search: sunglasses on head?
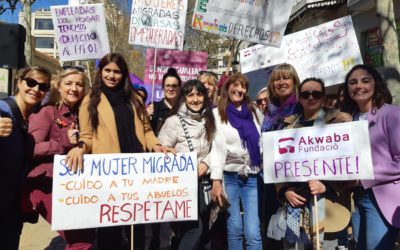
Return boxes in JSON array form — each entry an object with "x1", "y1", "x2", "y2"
[
  {"x1": 198, "y1": 71, "x2": 218, "y2": 79},
  {"x1": 299, "y1": 91, "x2": 324, "y2": 99},
  {"x1": 61, "y1": 65, "x2": 85, "y2": 73},
  {"x1": 24, "y1": 78, "x2": 51, "y2": 92}
]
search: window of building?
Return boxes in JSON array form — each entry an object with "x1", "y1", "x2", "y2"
[
  {"x1": 35, "y1": 18, "x2": 54, "y2": 30},
  {"x1": 35, "y1": 37, "x2": 54, "y2": 49}
]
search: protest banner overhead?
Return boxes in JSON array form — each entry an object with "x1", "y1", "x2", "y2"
[
  {"x1": 129, "y1": 0, "x2": 188, "y2": 50},
  {"x1": 52, "y1": 152, "x2": 198, "y2": 230},
  {"x1": 240, "y1": 15, "x2": 363, "y2": 87},
  {"x1": 191, "y1": 0, "x2": 293, "y2": 47},
  {"x1": 51, "y1": 4, "x2": 110, "y2": 61},
  {"x1": 144, "y1": 48, "x2": 208, "y2": 102},
  {"x1": 262, "y1": 121, "x2": 374, "y2": 183}
]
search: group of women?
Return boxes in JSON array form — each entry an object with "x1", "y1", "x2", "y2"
[{"x1": 1, "y1": 51, "x2": 399, "y2": 250}]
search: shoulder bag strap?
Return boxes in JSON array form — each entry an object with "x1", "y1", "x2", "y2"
[{"x1": 176, "y1": 114, "x2": 194, "y2": 152}]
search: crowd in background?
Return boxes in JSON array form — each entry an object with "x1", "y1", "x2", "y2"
[{"x1": 1, "y1": 52, "x2": 400, "y2": 250}]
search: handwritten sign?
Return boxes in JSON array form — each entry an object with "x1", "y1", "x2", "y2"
[
  {"x1": 144, "y1": 48, "x2": 208, "y2": 102},
  {"x1": 51, "y1": 4, "x2": 110, "y2": 61},
  {"x1": 52, "y1": 152, "x2": 198, "y2": 230},
  {"x1": 240, "y1": 16, "x2": 363, "y2": 86},
  {"x1": 129, "y1": 0, "x2": 188, "y2": 50},
  {"x1": 262, "y1": 121, "x2": 374, "y2": 183},
  {"x1": 191, "y1": 0, "x2": 293, "y2": 47}
]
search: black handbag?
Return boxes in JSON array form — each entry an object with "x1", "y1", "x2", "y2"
[{"x1": 176, "y1": 114, "x2": 212, "y2": 213}]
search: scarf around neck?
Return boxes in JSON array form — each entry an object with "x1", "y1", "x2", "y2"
[
  {"x1": 101, "y1": 84, "x2": 143, "y2": 153},
  {"x1": 226, "y1": 103, "x2": 261, "y2": 167},
  {"x1": 261, "y1": 94, "x2": 298, "y2": 132}
]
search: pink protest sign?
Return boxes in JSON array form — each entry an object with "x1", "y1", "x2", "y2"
[{"x1": 144, "y1": 48, "x2": 208, "y2": 102}]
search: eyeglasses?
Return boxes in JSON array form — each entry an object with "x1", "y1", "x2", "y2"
[
  {"x1": 24, "y1": 78, "x2": 51, "y2": 92},
  {"x1": 198, "y1": 71, "x2": 218, "y2": 79},
  {"x1": 299, "y1": 91, "x2": 324, "y2": 99},
  {"x1": 256, "y1": 97, "x2": 268, "y2": 105},
  {"x1": 165, "y1": 84, "x2": 179, "y2": 89},
  {"x1": 61, "y1": 65, "x2": 85, "y2": 73}
]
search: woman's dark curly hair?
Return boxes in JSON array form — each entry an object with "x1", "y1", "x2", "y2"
[
  {"x1": 168, "y1": 79, "x2": 216, "y2": 141},
  {"x1": 342, "y1": 64, "x2": 392, "y2": 114},
  {"x1": 88, "y1": 53, "x2": 146, "y2": 131}
]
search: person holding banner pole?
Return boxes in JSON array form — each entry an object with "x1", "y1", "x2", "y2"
[
  {"x1": 261, "y1": 63, "x2": 301, "y2": 250},
  {"x1": 0, "y1": 66, "x2": 51, "y2": 250},
  {"x1": 65, "y1": 53, "x2": 174, "y2": 250},
  {"x1": 24, "y1": 67, "x2": 96, "y2": 250},
  {"x1": 157, "y1": 79, "x2": 216, "y2": 250},
  {"x1": 210, "y1": 73, "x2": 263, "y2": 250},
  {"x1": 275, "y1": 78, "x2": 352, "y2": 250},
  {"x1": 342, "y1": 64, "x2": 400, "y2": 250}
]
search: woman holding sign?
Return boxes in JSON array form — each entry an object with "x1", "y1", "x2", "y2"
[
  {"x1": 157, "y1": 79, "x2": 215, "y2": 249},
  {"x1": 25, "y1": 67, "x2": 96, "y2": 249},
  {"x1": 210, "y1": 73, "x2": 263, "y2": 250},
  {"x1": 66, "y1": 53, "x2": 173, "y2": 250},
  {"x1": 0, "y1": 66, "x2": 51, "y2": 250},
  {"x1": 274, "y1": 78, "x2": 352, "y2": 250},
  {"x1": 342, "y1": 64, "x2": 400, "y2": 250}
]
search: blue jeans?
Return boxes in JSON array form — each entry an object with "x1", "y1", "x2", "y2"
[
  {"x1": 351, "y1": 188, "x2": 399, "y2": 250},
  {"x1": 224, "y1": 172, "x2": 262, "y2": 250}
]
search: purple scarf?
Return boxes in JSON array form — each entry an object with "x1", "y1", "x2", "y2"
[
  {"x1": 261, "y1": 94, "x2": 299, "y2": 132},
  {"x1": 227, "y1": 103, "x2": 261, "y2": 167}
]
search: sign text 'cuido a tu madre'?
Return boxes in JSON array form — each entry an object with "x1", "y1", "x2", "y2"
[
  {"x1": 262, "y1": 121, "x2": 374, "y2": 183},
  {"x1": 52, "y1": 152, "x2": 198, "y2": 230}
]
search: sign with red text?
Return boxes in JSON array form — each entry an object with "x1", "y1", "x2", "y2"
[
  {"x1": 52, "y1": 152, "x2": 197, "y2": 230},
  {"x1": 144, "y1": 48, "x2": 208, "y2": 102},
  {"x1": 240, "y1": 16, "x2": 363, "y2": 86},
  {"x1": 129, "y1": 0, "x2": 188, "y2": 50},
  {"x1": 191, "y1": 0, "x2": 293, "y2": 47},
  {"x1": 51, "y1": 4, "x2": 110, "y2": 61},
  {"x1": 262, "y1": 121, "x2": 374, "y2": 183}
]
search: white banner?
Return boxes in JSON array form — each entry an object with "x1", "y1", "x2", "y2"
[
  {"x1": 52, "y1": 152, "x2": 198, "y2": 230},
  {"x1": 191, "y1": 0, "x2": 293, "y2": 47},
  {"x1": 129, "y1": 0, "x2": 188, "y2": 50},
  {"x1": 262, "y1": 121, "x2": 374, "y2": 183},
  {"x1": 51, "y1": 4, "x2": 110, "y2": 61},
  {"x1": 240, "y1": 16, "x2": 363, "y2": 86}
]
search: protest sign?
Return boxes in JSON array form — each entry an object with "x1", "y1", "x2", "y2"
[
  {"x1": 52, "y1": 152, "x2": 198, "y2": 230},
  {"x1": 191, "y1": 0, "x2": 293, "y2": 47},
  {"x1": 144, "y1": 48, "x2": 208, "y2": 102},
  {"x1": 240, "y1": 15, "x2": 363, "y2": 86},
  {"x1": 129, "y1": 0, "x2": 188, "y2": 50},
  {"x1": 262, "y1": 121, "x2": 374, "y2": 183},
  {"x1": 51, "y1": 4, "x2": 110, "y2": 61}
]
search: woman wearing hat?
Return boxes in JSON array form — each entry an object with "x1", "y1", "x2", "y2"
[{"x1": 276, "y1": 78, "x2": 352, "y2": 249}]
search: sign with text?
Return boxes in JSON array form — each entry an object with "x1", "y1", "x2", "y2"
[
  {"x1": 262, "y1": 121, "x2": 374, "y2": 183},
  {"x1": 51, "y1": 4, "x2": 110, "y2": 61},
  {"x1": 240, "y1": 16, "x2": 363, "y2": 86},
  {"x1": 144, "y1": 48, "x2": 208, "y2": 102},
  {"x1": 52, "y1": 152, "x2": 198, "y2": 230},
  {"x1": 129, "y1": 0, "x2": 188, "y2": 50},
  {"x1": 191, "y1": 0, "x2": 293, "y2": 47}
]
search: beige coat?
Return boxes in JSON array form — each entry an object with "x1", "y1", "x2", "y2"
[{"x1": 79, "y1": 93, "x2": 159, "y2": 154}]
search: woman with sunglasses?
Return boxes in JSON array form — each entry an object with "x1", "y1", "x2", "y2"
[
  {"x1": 198, "y1": 71, "x2": 219, "y2": 106},
  {"x1": 157, "y1": 80, "x2": 216, "y2": 249},
  {"x1": 342, "y1": 64, "x2": 400, "y2": 250},
  {"x1": 276, "y1": 78, "x2": 352, "y2": 250},
  {"x1": 0, "y1": 66, "x2": 51, "y2": 249},
  {"x1": 24, "y1": 68, "x2": 96, "y2": 249},
  {"x1": 210, "y1": 73, "x2": 263, "y2": 250},
  {"x1": 256, "y1": 87, "x2": 269, "y2": 113},
  {"x1": 66, "y1": 53, "x2": 173, "y2": 250}
]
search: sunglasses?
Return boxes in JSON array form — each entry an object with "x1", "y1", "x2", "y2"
[
  {"x1": 24, "y1": 78, "x2": 51, "y2": 92},
  {"x1": 299, "y1": 91, "x2": 324, "y2": 99},
  {"x1": 256, "y1": 97, "x2": 268, "y2": 105},
  {"x1": 198, "y1": 71, "x2": 218, "y2": 79},
  {"x1": 61, "y1": 65, "x2": 85, "y2": 72}
]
